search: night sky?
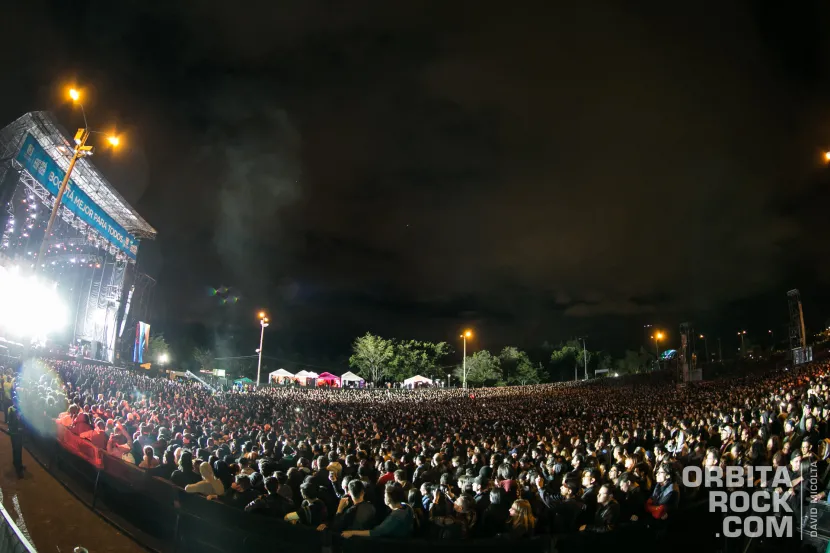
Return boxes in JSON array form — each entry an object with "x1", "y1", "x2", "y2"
[{"x1": 2, "y1": 1, "x2": 830, "y2": 364}]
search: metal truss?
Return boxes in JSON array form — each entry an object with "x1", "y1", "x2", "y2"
[
  {"x1": 14, "y1": 161, "x2": 133, "y2": 263},
  {"x1": 0, "y1": 111, "x2": 156, "y2": 240}
]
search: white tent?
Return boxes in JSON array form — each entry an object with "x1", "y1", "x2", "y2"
[
  {"x1": 340, "y1": 371, "x2": 365, "y2": 388},
  {"x1": 340, "y1": 371, "x2": 364, "y2": 383},
  {"x1": 268, "y1": 368, "x2": 294, "y2": 384},
  {"x1": 403, "y1": 375, "x2": 433, "y2": 388},
  {"x1": 294, "y1": 370, "x2": 319, "y2": 386}
]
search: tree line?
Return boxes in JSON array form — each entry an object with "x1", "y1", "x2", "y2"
[
  {"x1": 347, "y1": 332, "x2": 663, "y2": 386},
  {"x1": 151, "y1": 330, "x2": 664, "y2": 385}
]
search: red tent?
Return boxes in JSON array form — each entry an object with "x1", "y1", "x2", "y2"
[{"x1": 316, "y1": 372, "x2": 341, "y2": 387}]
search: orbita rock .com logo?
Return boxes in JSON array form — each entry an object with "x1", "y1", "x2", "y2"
[{"x1": 682, "y1": 466, "x2": 798, "y2": 539}]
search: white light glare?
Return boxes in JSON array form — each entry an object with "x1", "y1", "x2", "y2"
[{"x1": 0, "y1": 265, "x2": 68, "y2": 340}]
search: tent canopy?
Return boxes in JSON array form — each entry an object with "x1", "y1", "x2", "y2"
[
  {"x1": 294, "y1": 370, "x2": 319, "y2": 379},
  {"x1": 268, "y1": 368, "x2": 295, "y2": 378},
  {"x1": 340, "y1": 371, "x2": 364, "y2": 382},
  {"x1": 234, "y1": 377, "x2": 254, "y2": 384},
  {"x1": 403, "y1": 375, "x2": 433, "y2": 386},
  {"x1": 317, "y1": 372, "x2": 340, "y2": 382}
]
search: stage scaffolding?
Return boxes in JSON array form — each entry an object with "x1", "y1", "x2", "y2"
[{"x1": 0, "y1": 112, "x2": 157, "y2": 362}]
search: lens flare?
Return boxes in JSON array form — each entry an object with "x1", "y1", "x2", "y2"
[
  {"x1": 17, "y1": 358, "x2": 64, "y2": 436},
  {"x1": 0, "y1": 265, "x2": 68, "y2": 341}
]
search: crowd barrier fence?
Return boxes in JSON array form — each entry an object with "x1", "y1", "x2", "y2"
[
  {"x1": 16, "y1": 419, "x2": 783, "y2": 553},
  {"x1": 0, "y1": 503, "x2": 36, "y2": 553}
]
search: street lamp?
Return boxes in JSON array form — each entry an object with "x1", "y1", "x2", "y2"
[
  {"x1": 579, "y1": 337, "x2": 588, "y2": 381},
  {"x1": 447, "y1": 373, "x2": 451, "y2": 388},
  {"x1": 256, "y1": 311, "x2": 269, "y2": 386},
  {"x1": 824, "y1": 151, "x2": 830, "y2": 162},
  {"x1": 699, "y1": 334, "x2": 708, "y2": 364},
  {"x1": 651, "y1": 332, "x2": 664, "y2": 367},
  {"x1": 768, "y1": 329, "x2": 774, "y2": 351},
  {"x1": 36, "y1": 87, "x2": 120, "y2": 268},
  {"x1": 460, "y1": 330, "x2": 473, "y2": 389},
  {"x1": 738, "y1": 330, "x2": 746, "y2": 355}
]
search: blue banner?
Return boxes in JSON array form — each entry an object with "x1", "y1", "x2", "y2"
[{"x1": 16, "y1": 133, "x2": 138, "y2": 260}]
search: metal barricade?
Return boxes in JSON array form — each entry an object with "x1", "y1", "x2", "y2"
[{"x1": 0, "y1": 503, "x2": 36, "y2": 553}]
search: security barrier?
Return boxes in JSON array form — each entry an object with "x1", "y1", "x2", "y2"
[
  {"x1": 55, "y1": 425, "x2": 103, "y2": 469},
  {"x1": 0, "y1": 503, "x2": 36, "y2": 553}
]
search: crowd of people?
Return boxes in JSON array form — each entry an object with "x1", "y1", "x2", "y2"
[{"x1": 4, "y1": 357, "x2": 830, "y2": 547}]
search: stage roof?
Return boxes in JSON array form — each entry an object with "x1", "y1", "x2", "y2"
[{"x1": 0, "y1": 111, "x2": 156, "y2": 239}]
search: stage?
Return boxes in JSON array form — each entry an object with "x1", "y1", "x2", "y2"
[{"x1": 0, "y1": 112, "x2": 157, "y2": 363}]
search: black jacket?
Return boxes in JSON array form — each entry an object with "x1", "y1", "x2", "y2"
[
  {"x1": 245, "y1": 492, "x2": 294, "y2": 518},
  {"x1": 539, "y1": 490, "x2": 585, "y2": 533},
  {"x1": 581, "y1": 486, "x2": 598, "y2": 519},
  {"x1": 650, "y1": 482, "x2": 680, "y2": 513},
  {"x1": 331, "y1": 501, "x2": 377, "y2": 531},
  {"x1": 298, "y1": 498, "x2": 328, "y2": 527},
  {"x1": 619, "y1": 485, "x2": 646, "y2": 522},
  {"x1": 584, "y1": 500, "x2": 620, "y2": 533}
]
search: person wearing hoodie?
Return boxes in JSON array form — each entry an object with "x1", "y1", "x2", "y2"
[{"x1": 185, "y1": 461, "x2": 224, "y2": 496}]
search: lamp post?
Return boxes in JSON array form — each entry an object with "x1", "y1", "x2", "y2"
[
  {"x1": 699, "y1": 334, "x2": 708, "y2": 364},
  {"x1": 36, "y1": 88, "x2": 120, "y2": 269},
  {"x1": 447, "y1": 373, "x2": 451, "y2": 388},
  {"x1": 651, "y1": 332, "x2": 664, "y2": 369},
  {"x1": 768, "y1": 329, "x2": 774, "y2": 352},
  {"x1": 256, "y1": 311, "x2": 269, "y2": 386},
  {"x1": 738, "y1": 330, "x2": 746, "y2": 356},
  {"x1": 460, "y1": 330, "x2": 472, "y2": 389},
  {"x1": 580, "y1": 337, "x2": 588, "y2": 380}
]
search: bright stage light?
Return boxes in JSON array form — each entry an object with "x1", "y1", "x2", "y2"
[{"x1": 0, "y1": 265, "x2": 68, "y2": 341}]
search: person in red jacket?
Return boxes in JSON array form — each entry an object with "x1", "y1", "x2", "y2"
[{"x1": 377, "y1": 460, "x2": 397, "y2": 487}]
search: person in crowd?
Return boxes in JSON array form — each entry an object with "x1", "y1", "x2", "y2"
[
  {"x1": 321, "y1": 478, "x2": 376, "y2": 531},
  {"x1": 139, "y1": 446, "x2": 160, "y2": 469},
  {"x1": 171, "y1": 450, "x2": 201, "y2": 487},
  {"x1": 407, "y1": 488, "x2": 427, "y2": 536},
  {"x1": 245, "y1": 476, "x2": 295, "y2": 518},
  {"x1": 107, "y1": 433, "x2": 135, "y2": 464},
  {"x1": 185, "y1": 461, "x2": 224, "y2": 496},
  {"x1": 481, "y1": 489, "x2": 510, "y2": 537},
  {"x1": 7, "y1": 400, "x2": 24, "y2": 478},
  {"x1": 342, "y1": 484, "x2": 413, "y2": 539},
  {"x1": 617, "y1": 472, "x2": 645, "y2": 522},
  {"x1": 645, "y1": 463, "x2": 680, "y2": 521},
  {"x1": 81, "y1": 419, "x2": 108, "y2": 449},
  {"x1": 538, "y1": 474, "x2": 584, "y2": 533},
  {"x1": 429, "y1": 491, "x2": 477, "y2": 539},
  {"x1": 70, "y1": 412, "x2": 93, "y2": 436},
  {"x1": 580, "y1": 484, "x2": 620, "y2": 533},
  {"x1": 286, "y1": 481, "x2": 328, "y2": 527},
  {"x1": 216, "y1": 474, "x2": 260, "y2": 509},
  {"x1": 503, "y1": 499, "x2": 536, "y2": 539},
  {"x1": 150, "y1": 449, "x2": 178, "y2": 479}
]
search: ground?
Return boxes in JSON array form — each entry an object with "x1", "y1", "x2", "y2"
[{"x1": 0, "y1": 430, "x2": 145, "y2": 553}]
